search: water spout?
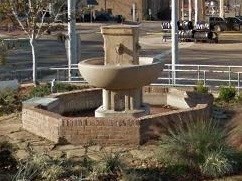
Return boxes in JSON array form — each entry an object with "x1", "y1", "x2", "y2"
[{"x1": 115, "y1": 43, "x2": 124, "y2": 55}]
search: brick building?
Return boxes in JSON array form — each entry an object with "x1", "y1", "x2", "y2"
[{"x1": 93, "y1": 0, "x2": 170, "y2": 21}]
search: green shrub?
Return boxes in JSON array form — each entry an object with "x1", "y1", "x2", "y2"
[
  {"x1": 0, "y1": 83, "x2": 86, "y2": 116},
  {"x1": 13, "y1": 160, "x2": 41, "y2": 180},
  {"x1": 13, "y1": 154, "x2": 66, "y2": 181},
  {"x1": 89, "y1": 151, "x2": 124, "y2": 180},
  {"x1": 54, "y1": 82, "x2": 79, "y2": 92},
  {"x1": 201, "y1": 149, "x2": 234, "y2": 177},
  {"x1": 218, "y1": 86, "x2": 237, "y2": 102},
  {"x1": 0, "y1": 141, "x2": 17, "y2": 172},
  {"x1": 194, "y1": 81, "x2": 208, "y2": 94},
  {"x1": 158, "y1": 119, "x2": 237, "y2": 178},
  {"x1": 163, "y1": 164, "x2": 189, "y2": 177},
  {"x1": 41, "y1": 164, "x2": 65, "y2": 181},
  {"x1": 0, "y1": 89, "x2": 22, "y2": 116},
  {"x1": 79, "y1": 155, "x2": 96, "y2": 177},
  {"x1": 99, "y1": 152, "x2": 123, "y2": 173},
  {"x1": 28, "y1": 84, "x2": 51, "y2": 98},
  {"x1": 122, "y1": 168, "x2": 165, "y2": 181},
  {"x1": 28, "y1": 83, "x2": 81, "y2": 98}
]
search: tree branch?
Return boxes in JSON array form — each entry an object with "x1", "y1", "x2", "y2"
[{"x1": 9, "y1": 0, "x2": 30, "y2": 38}]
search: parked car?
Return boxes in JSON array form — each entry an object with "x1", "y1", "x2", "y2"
[
  {"x1": 225, "y1": 17, "x2": 242, "y2": 31},
  {"x1": 95, "y1": 13, "x2": 113, "y2": 22},
  {"x1": 236, "y1": 16, "x2": 242, "y2": 21},
  {"x1": 79, "y1": 13, "x2": 94, "y2": 22},
  {"x1": 114, "y1": 15, "x2": 124, "y2": 23},
  {"x1": 208, "y1": 16, "x2": 227, "y2": 32}
]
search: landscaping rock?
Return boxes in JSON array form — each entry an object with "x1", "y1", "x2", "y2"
[
  {"x1": 15, "y1": 149, "x2": 29, "y2": 160},
  {"x1": 66, "y1": 148, "x2": 86, "y2": 159},
  {"x1": 0, "y1": 80, "x2": 19, "y2": 91}
]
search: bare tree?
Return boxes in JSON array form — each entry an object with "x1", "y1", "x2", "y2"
[{"x1": 8, "y1": 0, "x2": 64, "y2": 86}]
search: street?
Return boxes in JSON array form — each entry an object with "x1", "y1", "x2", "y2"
[{"x1": 0, "y1": 22, "x2": 242, "y2": 83}]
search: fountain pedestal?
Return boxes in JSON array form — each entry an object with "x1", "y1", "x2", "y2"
[
  {"x1": 78, "y1": 25, "x2": 163, "y2": 118},
  {"x1": 95, "y1": 89, "x2": 149, "y2": 117}
]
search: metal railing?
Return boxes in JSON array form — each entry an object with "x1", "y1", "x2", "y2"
[
  {"x1": 157, "y1": 64, "x2": 242, "y2": 93},
  {"x1": 3, "y1": 63, "x2": 242, "y2": 92}
]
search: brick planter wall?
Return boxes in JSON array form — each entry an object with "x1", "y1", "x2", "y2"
[
  {"x1": 22, "y1": 87, "x2": 214, "y2": 145},
  {"x1": 139, "y1": 104, "x2": 211, "y2": 144},
  {"x1": 22, "y1": 107, "x2": 62, "y2": 143},
  {"x1": 22, "y1": 107, "x2": 140, "y2": 145},
  {"x1": 60, "y1": 117, "x2": 140, "y2": 145}
]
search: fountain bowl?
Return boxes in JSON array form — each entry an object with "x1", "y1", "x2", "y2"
[{"x1": 78, "y1": 58, "x2": 163, "y2": 90}]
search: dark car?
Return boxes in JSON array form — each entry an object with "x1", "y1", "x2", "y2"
[
  {"x1": 79, "y1": 13, "x2": 94, "y2": 22},
  {"x1": 95, "y1": 13, "x2": 113, "y2": 22},
  {"x1": 235, "y1": 16, "x2": 242, "y2": 21},
  {"x1": 208, "y1": 17, "x2": 227, "y2": 32},
  {"x1": 225, "y1": 17, "x2": 242, "y2": 31},
  {"x1": 114, "y1": 15, "x2": 124, "y2": 23}
]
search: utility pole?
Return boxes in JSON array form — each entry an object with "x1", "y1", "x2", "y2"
[
  {"x1": 132, "y1": 3, "x2": 136, "y2": 22},
  {"x1": 189, "y1": 0, "x2": 192, "y2": 21},
  {"x1": 68, "y1": 0, "x2": 77, "y2": 81},
  {"x1": 220, "y1": 0, "x2": 224, "y2": 17},
  {"x1": 195, "y1": 0, "x2": 198, "y2": 25},
  {"x1": 171, "y1": 0, "x2": 179, "y2": 85}
]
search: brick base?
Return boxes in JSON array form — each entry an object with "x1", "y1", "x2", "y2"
[{"x1": 22, "y1": 87, "x2": 213, "y2": 145}]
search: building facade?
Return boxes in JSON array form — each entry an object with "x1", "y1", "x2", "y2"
[{"x1": 94, "y1": 0, "x2": 170, "y2": 21}]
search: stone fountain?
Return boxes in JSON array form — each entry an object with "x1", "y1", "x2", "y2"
[
  {"x1": 22, "y1": 25, "x2": 213, "y2": 145},
  {"x1": 78, "y1": 25, "x2": 163, "y2": 117}
]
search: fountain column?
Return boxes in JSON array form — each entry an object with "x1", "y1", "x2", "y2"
[
  {"x1": 95, "y1": 26, "x2": 149, "y2": 117},
  {"x1": 102, "y1": 90, "x2": 111, "y2": 110},
  {"x1": 78, "y1": 25, "x2": 163, "y2": 118}
]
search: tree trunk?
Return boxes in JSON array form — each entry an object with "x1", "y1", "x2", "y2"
[{"x1": 29, "y1": 37, "x2": 37, "y2": 86}]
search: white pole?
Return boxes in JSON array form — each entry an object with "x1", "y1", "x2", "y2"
[
  {"x1": 189, "y1": 0, "x2": 192, "y2": 21},
  {"x1": 195, "y1": 0, "x2": 198, "y2": 25},
  {"x1": 90, "y1": 9, "x2": 92, "y2": 23},
  {"x1": 132, "y1": 3, "x2": 136, "y2": 22},
  {"x1": 220, "y1": 0, "x2": 224, "y2": 17},
  {"x1": 48, "y1": 3, "x2": 52, "y2": 15},
  {"x1": 171, "y1": 0, "x2": 179, "y2": 85},
  {"x1": 67, "y1": 0, "x2": 77, "y2": 81}
]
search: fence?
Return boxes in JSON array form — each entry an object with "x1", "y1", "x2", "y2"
[
  {"x1": 3, "y1": 63, "x2": 242, "y2": 92},
  {"x1": 158, "y1": 64, "x2": 242, "y2": 91}
]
